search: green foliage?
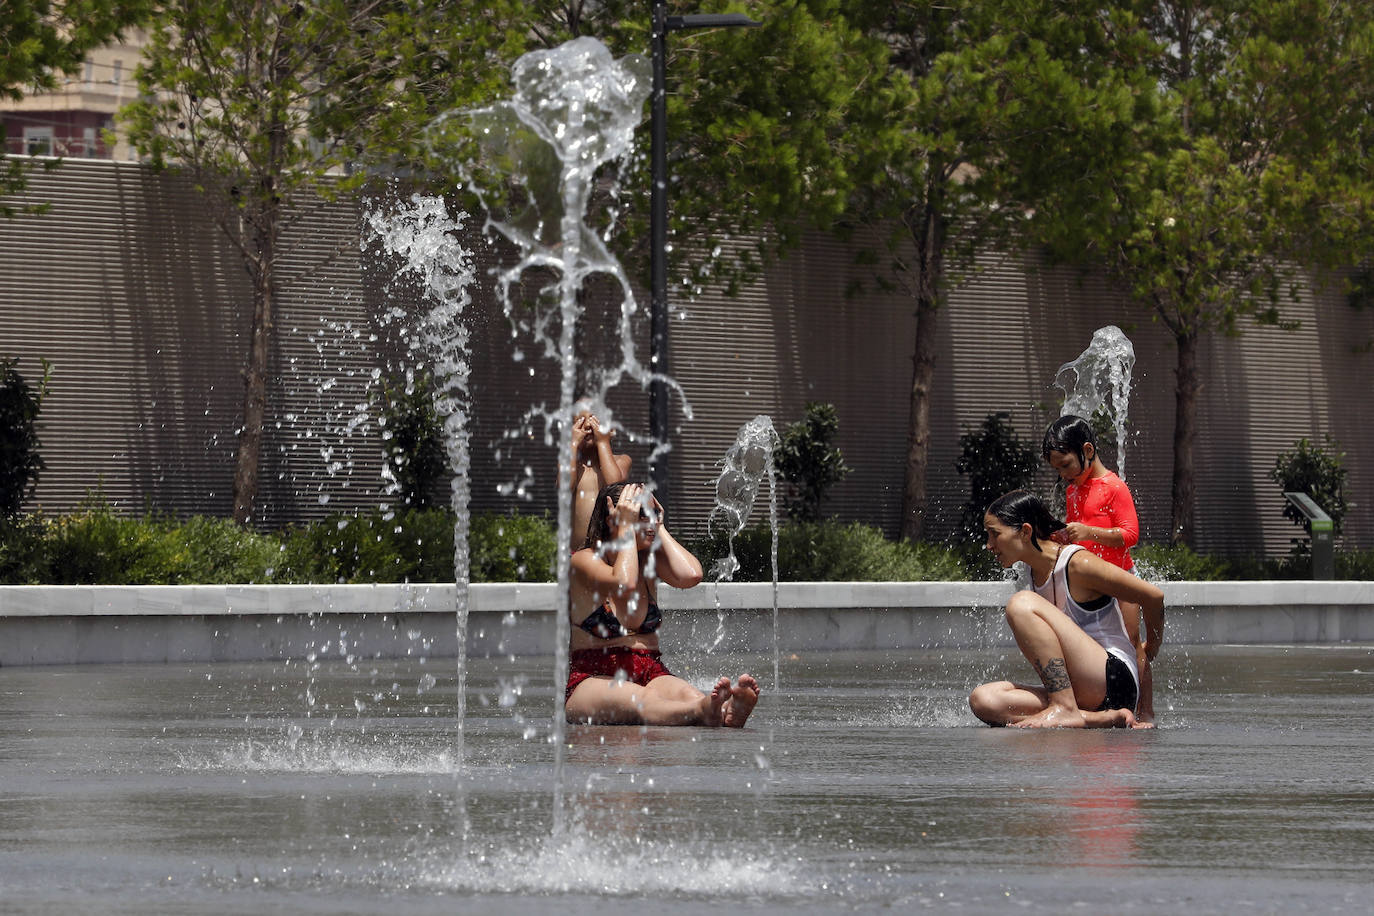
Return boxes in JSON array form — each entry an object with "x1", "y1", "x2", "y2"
[
  {"x1": 378, "y1": 375, "x2": 447, "y2": 509},
  {"x1": 1271, "y1": 437, "x2": 1347, "y2": 536},
  {"x1": 276, "y1": 509, "x2": 451, "y2": 583},
  {"x1": 0, "y1": 503, "x2": 555, "y2": 584},
  {"x1": 469, "y1": 512, "x2": 556, "y2": 584},
  {"x1": 773, "y1": 402, "x2": 851, "y2": 522},
  {"x1": 953, "y1": 413, "x2": 1039, "y2": 541},
  {"x1": 1133, "y1": 542, "x2": 1234, "y2": 582},
  {"x1": 0, "y1": 512, "x2": 48, "y2": 583},
  {"x1": 1029, "y1": 1, "x2": 1374, "y2": 543},
  {"x1": 8, "y1": 501, "x2": 282, "y2": 584},
  {"x1": 2, "y1": 503, "x2": 1368, "y2": 584},
  {"x1": 1336, "y1": 549, "x2": 1374, "y2": 581},
  {"x1": 120, "y1": 0, "x2": 527, "y2": 521},
  {"x1": 689, "y1": 520, "x2": 968, "y2": 583},
  {"x1": 0, "y1": 358, "x2": 49, "y2": 516},
  {"x1": 513, "y1": 1, "x2": 892, "y2": 298},
  {"x1": 123, "y1": 1, "x2": 522, "y2": 197},
  {"x1": 275, "y1": 509, "x2": 554, "y2": 585}
]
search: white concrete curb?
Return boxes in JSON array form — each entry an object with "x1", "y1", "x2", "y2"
[{"x1": 1, "y1": 580, "x2": 1371, "y2": 665}]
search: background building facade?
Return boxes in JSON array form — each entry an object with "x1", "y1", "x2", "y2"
[{"x1": 0, "y1": 31, "x2": 146, "y2": 161}]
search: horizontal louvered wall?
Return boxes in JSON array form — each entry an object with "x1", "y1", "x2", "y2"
[
  {"x1": 670, "y1": 228, "x2": 1373, "y2": 557},
  {"x1": 1, "y1": 158, "x2": 1370, "y2": 557}
]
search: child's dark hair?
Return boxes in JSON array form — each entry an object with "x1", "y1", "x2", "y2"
[
  {"x1": 986, "y1": 489, "x2": 1065, "y2": 551},
  {"x1": 1042, "y1": 414, "x2": 1096, "y2": 466},
  {"x1": 583, "y1": 482, "x2": 648, "y2": 550}
]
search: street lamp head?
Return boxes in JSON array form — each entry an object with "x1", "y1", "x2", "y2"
[{"x1": 666, "y1": 14, "x2": 762, "y2": 31}]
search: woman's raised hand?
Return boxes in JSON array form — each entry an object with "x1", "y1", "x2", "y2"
[{"x1": 608, "y1": 483, "x2": 645, "y2": 538}]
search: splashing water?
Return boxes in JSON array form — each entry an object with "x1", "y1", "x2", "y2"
[
  {"x1": 407, "y1": 821, "x2": 806, "y2": 898},
  {"x1": 1053, "y1": 325, "x2": 1136, "y2": 480},
  {"x1": 363, "y1": 197, "x2": 477, "y2": 776},
  {"x1": 707, "y1": 416, "x2": 782, "y2": 686},
  {"x1": 444, "y1": 37, "x2": 686, "y2": 835}
]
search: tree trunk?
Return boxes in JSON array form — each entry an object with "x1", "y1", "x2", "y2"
[
  {"x1": 900, "y1": 196, "x2": 946, "y2": 542},
  {"x1": 901, "y1": 297, "x2": 940, "y2": 541},
  {"x1": 232, "y1": 99, "x2": 287, "y2": 527},
  {"x1": 232, "y1": 249, "x2": 274, "y2": 526},
  {"x1": 1170, "y1": 328, "x2": 1200, "y2": 545}
]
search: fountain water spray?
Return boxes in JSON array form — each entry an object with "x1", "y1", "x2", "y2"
[
  {"x1": 364, "y1": 197, "x2": 477, "y2": 771},
  {"x1": 707, "y1": 416, "x2": 782, "y2": 687},
  {"x1": 449, "y1": 37, "x2": 693, "y2": 834},
  {"x1": 1054, "y1": 325, "x2": 1136, "y2": 480}
]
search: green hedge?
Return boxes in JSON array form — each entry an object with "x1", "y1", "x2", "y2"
[
  {"x1": 0, "y1": 506, "x2": 282, "y2": 584},
  {"x1": 689, "y1": 519, "x2": 971, "y2": 582},
  {"x1": 1133, "y1": 542, "x2": 1235, "y2": 582},
  {"x1": 1135, "y1": 541, "x2": 1374, "y2": 581},
  {"x1": 2, "y1": 504, "x2": 1371, "y2": 584},
  {"x1": 0, "y1": 504, "x2": 556, "y2": 585}
]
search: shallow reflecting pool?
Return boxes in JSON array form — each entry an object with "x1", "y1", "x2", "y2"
[{"x1": 2, "y1": 645, "x2": 1371, "y2": 914}]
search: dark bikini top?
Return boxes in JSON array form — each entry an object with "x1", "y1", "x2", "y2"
[{"x1": 576, "y1": 601, "x2": 662, "y2": 639}]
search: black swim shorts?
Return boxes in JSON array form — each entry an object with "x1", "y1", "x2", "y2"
[{"x1": 1095, "y1": 653, "x2": 1139, "y2": 713}]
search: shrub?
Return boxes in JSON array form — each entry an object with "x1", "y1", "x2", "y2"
[
  {"x1": 0, "y1": 358, "x2": 50, "y2": 517},
  {"x1": 170, "y1": 515, "x2": 287, "y2": 583},
  {"x1": 41, "y1": 502, "x2": 158, "y2": 584},
  {"x1": 0, "y1": 512, "x2": 49, "y2": 582},
  {"x1": 2, "y1": 503, "x2": 1366, "y2": 584},
  {"x1": 690, "y1": 519, "x2": 968, "y2": 582},
  {"x1": 1271, "y1": 436, "x2": 1347, "y2": 537},
  {"x1": 377, "y1": 373, "x2": 448, "y2": 509},
  {"x1": 469, "y1": 512, "x2": 556, "y2": 582},
  {"x1": 954, "y1": 412, "x2": 1039, "y2": 541},
  {"x1": 1133, "y1": 542, "x2": 1233, "y2": 581},
  {"x1": 37, "y1": 502, "x2": 283, "y2": 584},
  {"x1": 275, "y1": 508, "x2": 554, "y2": 584},
  {"x1": 276, "y1": 508, "x2": 454, "y2": 583},
  {"x1": 1337, "y1": 549, "x2": 1374, "y2": 581},
  {"x1": 773, "y1": 402, "x2": 851, "y2": 522}
]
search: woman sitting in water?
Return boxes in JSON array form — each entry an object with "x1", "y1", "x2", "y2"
[
  {"x1": 969, "y1": 490, "x2": 1164, "y2": 729},
  {"x1": 566, "y1": 482, "x2": 760, "y2": 727}
]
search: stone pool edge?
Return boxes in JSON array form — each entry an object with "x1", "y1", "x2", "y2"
[{"x1": 2, "y1": 580, "x2": 1372, "y2": 666}]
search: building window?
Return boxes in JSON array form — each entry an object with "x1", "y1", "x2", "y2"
[
  {"x1": 23, "y1": 127, "x2": 54, "y2": 157},
  {"x1": 84, "y1": 60, "x2": 95, "y2": 86},
  {"x1": 111, "y1": 60, "x2": 123, "y2": 85}
]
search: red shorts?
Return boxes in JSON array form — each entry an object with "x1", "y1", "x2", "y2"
[{"x1": 565, "y1": 647, "x2": 673, "y2": 701}]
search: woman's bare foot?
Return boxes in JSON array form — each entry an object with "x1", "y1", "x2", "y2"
[
  {"x1": 1011, "y1": 704, "x2": 1086, "y2": 729},
  {"x1": 1082, "y1": 707, "x2": 1140, "y2": 728},
  {"x1": 721, "y1": 674, "x2": 760, "y2": 728},
  {"x1": 701, "y1": 676, "x2": 733, "y2": 726}
]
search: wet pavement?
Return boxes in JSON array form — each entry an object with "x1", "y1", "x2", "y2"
[{"x1": 1, "y1": 644, "x2": 1371, "y2": 914}]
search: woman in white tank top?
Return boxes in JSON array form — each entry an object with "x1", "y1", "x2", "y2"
[{"x1": 969, "y1": 490, "x2": 1165, "y2": 729}]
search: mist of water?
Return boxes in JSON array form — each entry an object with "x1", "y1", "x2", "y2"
[
  {"x1": 1053, "y1": 325, "x2": 1136, "y2": 480},
  {"x1": 442, "y1": 36, "x2": 676, "y2": 834},
  {"x1": 363, "y1": 197, "x2": 478, "y2": 783},
  {"x1": 707, "y1": 415, "x2": 782, "y2": 686}
]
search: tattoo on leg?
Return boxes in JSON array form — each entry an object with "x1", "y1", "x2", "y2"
[{"x1": 1032, "y1": 657, "x2": 1072, "y2": 693}]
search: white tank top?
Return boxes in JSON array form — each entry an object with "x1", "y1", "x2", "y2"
[{"x1": 1030, "y1": 544, "x2": 1138, "y2": 687}]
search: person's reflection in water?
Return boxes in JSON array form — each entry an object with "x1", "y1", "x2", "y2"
[{"x1": 1000, "y1": 732, "x2": 1143, "y2": 868}]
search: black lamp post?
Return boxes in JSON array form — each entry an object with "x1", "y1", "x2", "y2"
[{"x1": 649, "y1": 4, "x2": 760, "y2": 501}]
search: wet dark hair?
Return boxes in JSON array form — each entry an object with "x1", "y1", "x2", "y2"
[
  {"x1": 985, "y1": 489, "x2": 1065, "y2": 552},
  {"x1": 1042, "y1": 414, "x2": 1096, "y2": 467},
  {"x1": 582, "y1": 482, "x2": 650, "y2": 550}
]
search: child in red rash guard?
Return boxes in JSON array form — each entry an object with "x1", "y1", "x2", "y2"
[{"x1": 1042, "y1": 415, "x2": 1155, "y2": 724}]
